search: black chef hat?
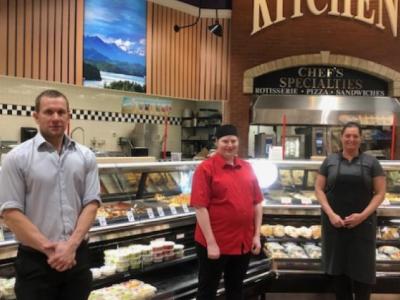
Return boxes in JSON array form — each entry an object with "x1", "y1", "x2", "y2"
[{"x1": 215, "y1": 124, "x2": 238, "y2": 139}]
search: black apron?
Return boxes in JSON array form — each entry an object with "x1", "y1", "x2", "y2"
[{"x1": 321, "y1": 154, "x2": 377, "y2": 284}]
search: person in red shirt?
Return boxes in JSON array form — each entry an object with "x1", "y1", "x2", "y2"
[{"x1": 190, "y1": 124, "x2": 264, "y2": 300}]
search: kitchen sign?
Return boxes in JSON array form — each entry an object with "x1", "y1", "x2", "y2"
[
  {"x1": 253, "y1": 66, "x2": 389, "y2": 95},
  {"x1": 252, "y1": 0, "x2": 399, "y2": 37}
]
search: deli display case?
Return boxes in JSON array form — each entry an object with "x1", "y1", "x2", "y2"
[
  {"x1": 256, "y1": 159, "x2": 400, "y2": 298},
  {"x1": 2, "y1": 158, "x2": 400, "y2": 298},
  {"x1": 0, "y1": 160, "x2": 272, "y2": 300}
]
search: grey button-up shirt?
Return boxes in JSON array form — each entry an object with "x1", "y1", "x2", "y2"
[{"x1": 0, "y1": 133, "x2": 101, "y2": 242}]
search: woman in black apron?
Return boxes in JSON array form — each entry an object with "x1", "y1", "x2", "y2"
[{"x1": 315, "y1": 122, "x2": 386, "y2": 300}]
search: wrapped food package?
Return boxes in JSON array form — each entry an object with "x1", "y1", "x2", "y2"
[
  {"x1": 273, "y1": 225, "x2": 285, "y2": 237},
  {"x1": 284, "y1": 226, "x2": 299, "y2": 238}
]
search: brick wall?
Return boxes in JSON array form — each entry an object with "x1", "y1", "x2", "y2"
[{"x1": 229, "y1": 0, "x2": 400, "y2": 156}]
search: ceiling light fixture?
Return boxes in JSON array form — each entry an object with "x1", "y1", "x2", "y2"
[{"x1": 208, "y1": 9, "x2": 223, "y2": 37}]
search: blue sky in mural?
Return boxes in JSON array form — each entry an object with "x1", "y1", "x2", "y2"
[{"x1": 83, "y1": 0, "x2": 146, "y2": 89}]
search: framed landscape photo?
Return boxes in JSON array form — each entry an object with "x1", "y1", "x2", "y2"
[{"x1": 83, "y1": 0, "x2": 146, "y2": 92}]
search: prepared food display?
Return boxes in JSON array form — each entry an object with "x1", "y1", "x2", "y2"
[
  {"x1": 91, "y1": 240, "x2": 186, "y2": 278},
  {"x1": 277, "y1": 169, "x2": 305, "y2": 187},
  {"x1": 278, "y1": 170, "x2": 292, "y2": 186},
  {"x1": 377, "y1": 246, "x2": 400, "y2": 261},
  {"x1": 0, "y1": 277, "x2": 15, "y2": 300},
  {"x1": 303, "y1": 243, "x2": 322, "y2": 259},
  {"x1": 261, "y1": 224, "x2": 321, "y2": 240},
  {"x1": 384, "y1": 193, "x2": 400, "y2": 203},
  {"x1": 96, "y1": 202, "x2": 134, "y2": 219},
  {"x1": 265, "y1": 242, "x2": 400, "y2": 262},
  {"x1": 88, "y1": 279, "x2": 157, "y2": 300},
  {"x1": 154, "y1": 193, "x2": 190, "y2": 206},
  {"x1": 100, "y1": 174, "x2": 123, "y2": 194},
  {"x1": 378, "y1": 226, "x2": 400, "y2": 240},
  {"x1": 263, "y1": 241, "x2": 321, "y2": 259},
  {"x1": 99, "y1": 172, "x2": 141, "y2": 195},
  {"x1": 387, "y1": 171, "x2": 400, "y2": 192},
  {"x1": 306, "y1": 171, "x2": 318, "y2": 189},
  {"x1": 117, "y1": 172, "x2": 141, "y2": 193},
  {"x1": 145, "y1": 173, "x2": 179, "y2": 194},
  {"x1": 292, "y1": 170, "x2": 304, "y2": 185},
  {"x1": 264, "y1": 190, "x2": 317, "y2": 205}
]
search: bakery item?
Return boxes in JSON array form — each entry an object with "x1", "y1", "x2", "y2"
[
  {"x1": 310, "y1": 225, "x2": 321, "y2": 239},
  {"x1": 284, "y1": 226, "x2": 299, "y2": 238},
  {"x1": 260, "y1": 224, "x2": 274, "y2": 237},
  {"x1": 378, "y1": 245, "x2": 400, "y2": 256},
  {"x1": 273, "y1": 225, "x2": 285, "y2": 237}
]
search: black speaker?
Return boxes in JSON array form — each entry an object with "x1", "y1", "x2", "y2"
[{"x1": 20, "y1": 127, "x2": 38, "y2": 142}]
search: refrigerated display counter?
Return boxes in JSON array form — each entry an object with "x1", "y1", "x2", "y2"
[
  {"x1": 2, "y1": 159, "x2": 400, "y2": 298},
  {"x1": 257, "y1": 159, "x2": 400, "y2": 297},
  {"x1": 0, "y1": 160, "x2": 273, "y2": 299}
]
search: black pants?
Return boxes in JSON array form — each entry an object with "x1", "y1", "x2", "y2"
[
  {"x1": 196, "y1": 243, "x2": 251, "y2": 300},
  {"x1": 332, "y1": 274, "x2": 372, "y2": 300},
  {"x1": 14, "y1": 242, "x2": 92, "y2": 300}
]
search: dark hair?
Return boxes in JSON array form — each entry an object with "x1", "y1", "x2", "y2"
[
  {"x1": 341, "y1": 121, "x2": 362, "y2": 136},
  {"x1": 35, "y1": 90, "x2": 69, "y2": 112}
]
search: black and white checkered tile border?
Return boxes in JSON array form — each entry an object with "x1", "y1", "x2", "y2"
[{"x1": 0, "y1": 104, "x2": 181, "y2": 126}]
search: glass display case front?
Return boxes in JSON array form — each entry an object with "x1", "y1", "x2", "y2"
[
  {"x1": 251, "y1": 159, "x2": 400, "y2": 289},
  {"x1": 1, "y1": 158, "x2": 400, "y2": 297}
]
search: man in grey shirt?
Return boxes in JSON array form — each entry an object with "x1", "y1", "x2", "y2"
[{"x1": 0, "y1": 89, "x2": 101, "y2": 300}]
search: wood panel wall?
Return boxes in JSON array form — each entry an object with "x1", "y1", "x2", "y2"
[
  {"x1": 0, "y1": 0, "x2": 83, "y2": 84},
  {"x1": 147, "y1": 2, "x2": 231, "y2": 101}
]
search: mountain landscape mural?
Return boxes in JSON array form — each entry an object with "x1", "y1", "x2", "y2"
[{"x1": 83, "y1": 0, "x2": 146, "y2": 92}]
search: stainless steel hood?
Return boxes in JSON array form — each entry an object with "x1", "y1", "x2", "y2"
[{"x1": 251, "y1": 95, "x2": 400, "y2": 125}]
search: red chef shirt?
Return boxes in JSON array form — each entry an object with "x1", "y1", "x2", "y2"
[{"x1": 190, "y1": 153, "x2": 263, "y2": 255}]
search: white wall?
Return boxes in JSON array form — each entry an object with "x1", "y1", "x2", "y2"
[{"x1": 0, "y1": 76, "x2": 222, "y2": 157}]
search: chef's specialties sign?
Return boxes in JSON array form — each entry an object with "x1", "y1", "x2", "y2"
[
  {"x1": 253, "y1": 66, "x2": 388, "y2": 96},
  {"x1": 252, "y1": 0, "x2": 399, "y2": 37}
]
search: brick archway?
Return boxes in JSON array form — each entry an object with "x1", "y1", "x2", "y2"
[{"x1": 243, "y1": 51, "x2": 400, "y2": 97}]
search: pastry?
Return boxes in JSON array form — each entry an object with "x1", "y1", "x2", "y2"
[
  {"x1": 265, "y1": 242, "x2": 284, "y2": 251},
  {"x1": 380, "y1": 227, "x2": 399, "y2": 240},
  {"x1": 304, "y1": 243, "x2": 322, "y2": 259},
  {"x1": 298, "y1": 226, "x2": 312, "y2": 239},
  {"x1": 390, "y1": 252, "x2": 400, "y2": 260},
  {"x1": 378, "y1": 245, "x2": 400, "y2": 255},
  {"x1": 284, "y1": 226, "x2": 299, "y2": 238},
  {"x1": 310, "y1": 225, "x2": 321, "y2": 239},
  {"x1": 260, "y1": 224, "x2": 274, "y2": 237},
  {"x1": 273, "y1": 225, "x2": 285, "y2": 237},
  {"x1": 376, "y1": 251, "x2": 390, "y2": 261}
]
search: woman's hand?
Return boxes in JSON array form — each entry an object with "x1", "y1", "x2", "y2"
[
  {"x1": 344, "y1": 213, "x2": 364, "y2": 229},
  {"x1": 328, "y1": 212, "x2": 345, "y2": 228},
  {"x1": 207, "y1": 242, "x2": 220, "y2": 260},
  {"x1": 251, "y1": 235, "x2": 261, "y2": 255}
]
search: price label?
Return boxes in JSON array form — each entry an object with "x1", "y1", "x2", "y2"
[
  {"x1": 382, "y1": 199, "x2": 390, "y2": 206},
  {"x1": 176, "y1": 233, "x2": 185, "y2": 240},
  {"x1": 170, "y1": 206, "x2": 178, "y2": 215},
  {"x1": 182, "y1": 204, "x2": 190, "y2": 213},
  {"x1": 97, "y1": 216, "x2": 107, "y2": 227},
  {"x1": 147, "y1": 208, "x2": 155, "y2": 219},
  {"x1": 280, "y1": 197, "x2": 292, "y2": 205},
  {"x1": 0, "y1": 227, "x2": 4, "y2": 242},
  {"x1": 157, "y1": 207, "x2": 165, "y2": 217},
  {"x1": 127, "y1": 211, "x2": 135, "y2": 222},
  {"x1": 301, "y1": 198, "x2": 312, "y2": 205}
]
